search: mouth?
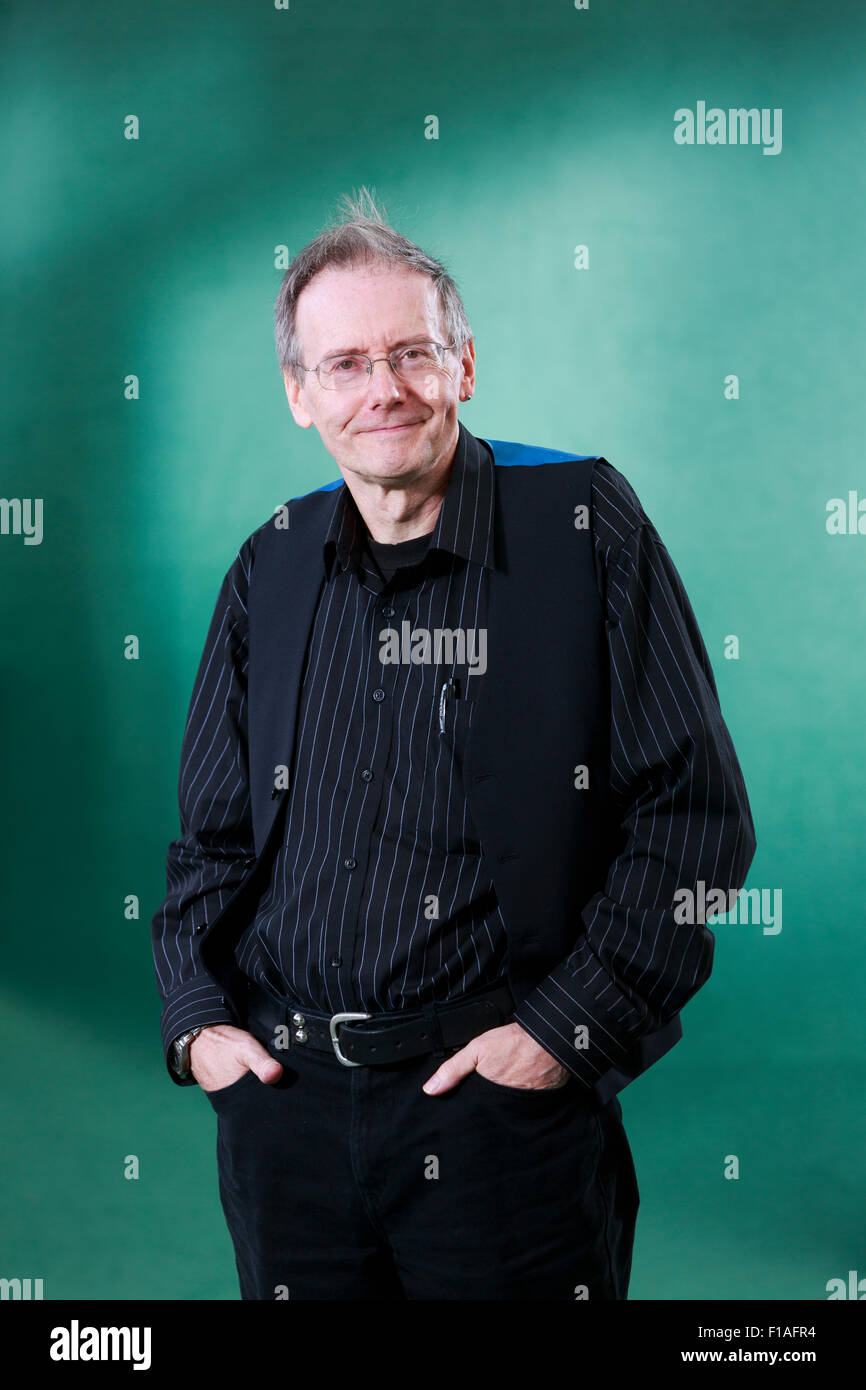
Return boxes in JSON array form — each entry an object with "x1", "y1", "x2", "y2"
[{"x1": 363, "y1": 421, "x2": 421, "y2": 434}]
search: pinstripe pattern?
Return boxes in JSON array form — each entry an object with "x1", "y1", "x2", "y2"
[{"x1": 152, "y1": 424, "x2": 755, "y2": 1091}]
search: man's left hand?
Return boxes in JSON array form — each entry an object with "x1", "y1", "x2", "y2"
[{"x1": 422, "y1": 1022, "x2": 570, "y2": 1094}]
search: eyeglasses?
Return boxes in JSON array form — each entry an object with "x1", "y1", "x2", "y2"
[{"x1": 296, "y1": 339, "x2": 455, "y2": 391}]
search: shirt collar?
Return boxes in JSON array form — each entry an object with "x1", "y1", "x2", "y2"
[{"x1": 322, "y1": 419, "x2": 495, "y2": 580}]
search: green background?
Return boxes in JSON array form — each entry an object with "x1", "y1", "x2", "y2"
[{"x1": 1, "y1": 0, "x2": 863, "y2": 1300}]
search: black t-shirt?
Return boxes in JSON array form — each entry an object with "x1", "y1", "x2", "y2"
[{"x1": 363, "y1": 528, "x2": 436, "y2": 585}]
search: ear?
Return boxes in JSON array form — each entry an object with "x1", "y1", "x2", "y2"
[
  {"x1": 283, "y1": 368, "x2": 313, "y2": 428},
  {"x1": 457, "y1": 337, "x2": 476, "y2": 401}
]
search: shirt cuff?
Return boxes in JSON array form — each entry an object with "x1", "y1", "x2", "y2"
[
  {"x1": 160, "y1": 975, "x2": 237, "y2": 1087},
  {"x1": 511, "y1": 962, "x2": 636, "y2": 1093}
]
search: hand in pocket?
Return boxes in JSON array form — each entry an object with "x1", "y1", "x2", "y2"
[{"x1": 190, "y1": 1023, "x2": 284, "y2": 1092}]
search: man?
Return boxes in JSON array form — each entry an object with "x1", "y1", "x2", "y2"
[{"x1": 151, "y1": 189, "x2": 756, "y2": 1301}]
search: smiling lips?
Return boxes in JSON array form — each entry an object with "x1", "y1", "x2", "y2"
[{"x1": 364, "y1": 421, "x2": 420, "y2": 433}]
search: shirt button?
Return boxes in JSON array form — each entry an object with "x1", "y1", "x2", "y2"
[
  {"x1": 381, "y1": 606, "x2": 395, "y2": 617},
  {"x1": 329, "y1": 955, "x2": 342, "y2": 967},
  {"x1": 344, "y1": 857, "x2": 357, "y2": 870},
  {"x1": 361, "y1": 768, "x2": 373, "y2": 781},
  {"x1": 372, "y1": 688, "x2": 385, "y2": 702}
]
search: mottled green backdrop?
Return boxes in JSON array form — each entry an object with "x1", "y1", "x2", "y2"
[{"x1": 1, "y1": 0, "x2": 863, "y2": 1300}]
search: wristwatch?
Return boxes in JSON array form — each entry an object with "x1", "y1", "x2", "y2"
[{"x1": 171, "y1": 1026, "x2": 207, "y2": 1080}]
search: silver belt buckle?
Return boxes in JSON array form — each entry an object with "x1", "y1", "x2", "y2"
[{"x1": 329, "y1": 1011, "x2": 372, "y2": 1066}]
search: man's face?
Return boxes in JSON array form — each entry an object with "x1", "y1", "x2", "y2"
[{"x1": 283, "y1": 262, "x2": 475, "y2": 488}]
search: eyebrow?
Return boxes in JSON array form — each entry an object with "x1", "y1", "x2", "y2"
[{"x1": 320, "y1": 336, "x2": 430, "y2": 357}]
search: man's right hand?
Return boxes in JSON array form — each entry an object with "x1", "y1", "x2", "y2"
[{"x1": 189, "y1": 1023, "x2": 284, "y2": 1092}]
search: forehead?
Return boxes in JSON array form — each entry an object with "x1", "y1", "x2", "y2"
[{"x1": 295, "y1": 262, "x2": 443, "y2": 356}]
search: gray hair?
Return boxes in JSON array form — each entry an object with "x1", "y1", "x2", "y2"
[{"x1": 273, "y1": 185, "x2": 473, "y2": 386}]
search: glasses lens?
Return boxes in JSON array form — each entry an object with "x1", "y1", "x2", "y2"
[
  {"x1": 393, "y1": 342, "x2": 440, "y2": 376},
  {"x1": 319, "y1": 355, "x2": 369, "y2": 390}
]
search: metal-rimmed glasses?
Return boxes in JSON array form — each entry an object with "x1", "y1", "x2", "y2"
[{"x1": 295, "y1": 339, "x2": 456, "y2": 390}]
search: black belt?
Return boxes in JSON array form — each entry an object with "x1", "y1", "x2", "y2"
[{"x1": 242, "y1": 975, "x2": 516, "y2": 1067}]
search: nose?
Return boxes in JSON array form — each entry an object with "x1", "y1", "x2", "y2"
[{"x1": 364, "y1": 355, "x2": 406, "y2": 400}]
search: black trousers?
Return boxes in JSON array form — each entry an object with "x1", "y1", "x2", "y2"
[{"x1": 206, "y1": 999, "x2": 640, "y2": 1300}]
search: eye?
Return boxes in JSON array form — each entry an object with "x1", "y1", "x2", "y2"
[{"x1": 398, "y1": 344, "x2": 434, "y2": 363}]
